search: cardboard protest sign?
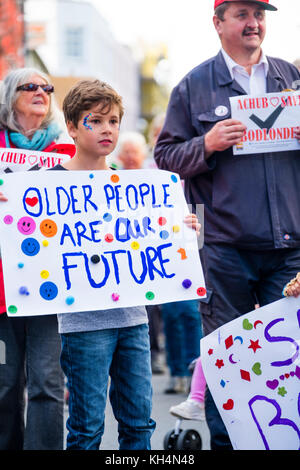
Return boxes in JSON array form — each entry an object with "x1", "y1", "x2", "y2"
[
  {"x1": 230, "y1": 91, "x2": 300, "y2": 155},
  {"x1": 201, "y1": 297, "x2": 300, "y2": 450},
  {"x1": 0, "y1": 169, "x2": 206, "y2": 317},
  {"x1": 0, "y1": 148, "x2": 71, "y2": 173}
]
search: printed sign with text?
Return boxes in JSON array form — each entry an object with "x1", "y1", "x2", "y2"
[
  {"x1": 0, "y1": 148, "x2": 71, "y2": 173},
  {"x1": 230, "y1": 91, "x2": 300, "y2": 155}
]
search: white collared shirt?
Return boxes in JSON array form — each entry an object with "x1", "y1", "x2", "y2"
[{"x1": 221, "y1": 48, "x2": 269, "y2": 95}]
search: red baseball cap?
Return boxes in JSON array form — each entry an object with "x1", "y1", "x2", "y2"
[{"x1": 214, "y1": 0, "x2": 277, "y2": 11}]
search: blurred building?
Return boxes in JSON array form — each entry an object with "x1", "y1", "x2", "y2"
[
  {"x1": 24, "y1": 0, "x2": 140, "y2": 131},
  {"x1": 0, "y1": 0, "x2": 25, "y2": 78},
  {"x1": 140, "y1": 43, "x2": 170, "y2": 136}
]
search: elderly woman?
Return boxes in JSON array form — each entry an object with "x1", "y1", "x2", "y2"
[{"x1": 0, "y1": 67, "x2": 74, "y2": 450}]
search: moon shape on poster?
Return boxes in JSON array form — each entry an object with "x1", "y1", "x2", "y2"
[
  {"x1": 229, "y1": 353, "x2": 238, "y2": 364},
  {"x1": 234, "y1": 336, "x2": 243, "y2": 344}
]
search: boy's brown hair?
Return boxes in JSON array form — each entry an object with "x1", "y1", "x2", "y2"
[{"x1": 63, "y1": 79, "x2": 124, "y2": 127}]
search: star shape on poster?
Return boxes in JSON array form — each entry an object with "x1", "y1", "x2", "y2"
[
  {"x1": 215, "y1": 359, "x2": 224, "y2": 369},
  {"x1": 248, "y1": 339, "x2": 261, "y2": 353},
  {"x1": 278, "y1": 387, "x2": 287, "y2": 397}
]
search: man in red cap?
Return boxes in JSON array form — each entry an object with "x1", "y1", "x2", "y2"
[
  {"x1": 155, "y1": 1, "x2": 300, "y2": 450},
  {"x1": 215, "y1": 0, "x2": 277, "y2": 10}
]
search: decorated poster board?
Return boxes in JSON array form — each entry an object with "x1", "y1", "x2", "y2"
[
  {"x1": 230, "y1": 91, "x2": 300, "y2": 155},
  {"x1": 0, "y1": 148, "x2": 71, "y2": 173},
  {"x1": 0, "y1": 169, "x2": 206, "y2": 317},
  {"x1": 201, "y1": 297, "x2": 300, "y2": 450}
]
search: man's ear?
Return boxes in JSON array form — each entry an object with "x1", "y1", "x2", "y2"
[
  {"x1": 66, "y1": 120, "x2": 77, "y2": 140},
  {"x1": 213, "y1": 15, "x2": 223, "y2": 36}
]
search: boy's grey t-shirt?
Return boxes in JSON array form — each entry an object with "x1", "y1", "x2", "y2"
[
  {"x1": 49, "y1": 164, "x2": 148, "y2": 334},
  {"x1": 57, "y1": 306, "x2": 148, "y2": 334}
]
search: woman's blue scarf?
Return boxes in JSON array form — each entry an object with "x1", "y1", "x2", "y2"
[{"x1": 6, "y1": 122, "x2": 61, "y2": 151}]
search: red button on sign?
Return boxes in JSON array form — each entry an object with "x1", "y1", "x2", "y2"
[
  {"x1": 158, "y1": 217, "x2": 167, "y2": 226},
  {"x1": 105, "y1": 234, "x2": 114, "y2": 243},
  {"x1": 197, "y1": 287, "x2": 206, "y2": 296}
]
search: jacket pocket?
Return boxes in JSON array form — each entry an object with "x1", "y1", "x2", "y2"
[
  {"x1": 193, "y1": 108, "x2": 230, "y2": 134},
  {"x1": 198, "y1": 107, "x2": 230, "y2": 122}
]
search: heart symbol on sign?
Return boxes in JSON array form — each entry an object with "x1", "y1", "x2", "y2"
[
  {"x1": 270, "y1": 97, "x2": 280, "y2": 107},
  {"x1": 266, "y1": 379, "x2": 279, "y2": 390},
  {"x1": 242, "y1": 319, "x2": 253, "y2": 330},
  {"x1": 28, "y1": 155, "x2": 38, "y2": 166},
  {"x1": 25, "y1": 197, "x2": 38, "y2": 207},
  {"x1": 223, "y1": 399, "x2": 234, "y2": 411},
  {"x1": 252, "y1": 362, "x2": 262, "y2": 375}
]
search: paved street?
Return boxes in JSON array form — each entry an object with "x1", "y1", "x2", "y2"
[{"x1": 64, "y1": 372, "x2": 211, "y2": 450}]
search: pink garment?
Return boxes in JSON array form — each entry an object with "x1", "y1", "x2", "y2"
[
  {"x1": 189, "y1": 357, "x2": 206, "y2": 403},
  {"x1": 0, "y1": 130, "x2": 7, "y2": 147}
]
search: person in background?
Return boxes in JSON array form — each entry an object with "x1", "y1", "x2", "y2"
[
  {"x1": 149, "y1": 114, "x2": 204, "y2": 393},
  {"x1": 283, "y1": 272, "x2": 300, "y2": 297},
  {"x1": 115, "y1": 131, "x2": 148, "y2": 169},
  {"x1": 154, "y1": 0, "x2": 300, "y2": 449},
  {"x1": 161, "y1": 300, "x2": 202, "y2": 394},
  {"x1": 169, "y1": 356, "x2": 206, "y2": 421},
  {"x1": 0, "y1": 67, "x2": 75, "y2": 450},
  {"x1": 115, "y1": 130, "x2": 166, "y2": 374}
]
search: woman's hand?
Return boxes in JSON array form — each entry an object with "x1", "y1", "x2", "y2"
[
  {"x1": 0, "y1": 192, "x2": 8, "y2": 202},
  {"x1": 184, "y1": 213, "x2": 201, "y2": 237},
  {"x1": 283, "y1": 272, "x2": 300, "y2": 297}
]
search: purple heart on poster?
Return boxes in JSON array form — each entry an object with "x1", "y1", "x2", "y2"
[{"x1": 266, "y1": 379, "x2": 279, "y2": 390}]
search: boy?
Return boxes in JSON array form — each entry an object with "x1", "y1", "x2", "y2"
[
  {"x1": 0, "y1": 79, "x2": 200, "y2": 450},
  {"x1": 51, "y1": 79, "x2": 156, "y2": 450},
  {"x1": 58, "y1": 79, "x2": 201, "y2": 450}
]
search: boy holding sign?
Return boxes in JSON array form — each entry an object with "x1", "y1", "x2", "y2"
[{"x1": 29, "y1": 79, "x2": 198, "y2": 450}]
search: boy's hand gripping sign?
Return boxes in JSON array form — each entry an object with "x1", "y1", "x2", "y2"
[
  {"x1": 0, "y1": 169, "x2": 206, "y2": 316},
  {"x1": 201, "y1": 297, "x2": 300, "y2": 450}
]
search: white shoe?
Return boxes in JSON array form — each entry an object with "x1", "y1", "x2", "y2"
[{"x1": 169, "y1": 399, "x2": 205, "y2": 421}]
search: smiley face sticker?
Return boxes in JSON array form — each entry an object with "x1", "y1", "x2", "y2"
[
  {"x1": 40, "y1": 219, "x2": 58, "y2": 238},
  {"x1": 21, "y1": 238, "x2": 40, "y2": 256},
  {"x1": 39, "y1": 281, "x2": 58, "y2": 301},
  {"x1": 17, "y1": 216, "x2": 36, "y2": 235}
]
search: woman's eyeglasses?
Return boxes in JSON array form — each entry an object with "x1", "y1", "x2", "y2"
[{"x1": 16, "y1": 83, "x2": 54, "y2": 94}]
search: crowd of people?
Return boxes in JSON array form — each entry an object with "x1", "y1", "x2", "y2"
[{"x1": 0, "y1": 0, "x2": 299, "y2": 451}]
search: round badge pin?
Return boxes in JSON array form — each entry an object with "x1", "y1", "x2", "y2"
[{"x1": 215, "y1": 105, "x2": 228, "y2": 117}]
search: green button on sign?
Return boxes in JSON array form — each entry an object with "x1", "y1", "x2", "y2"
[{"x1": 145, "y1": 291, "x2": 155, "y2": 301}]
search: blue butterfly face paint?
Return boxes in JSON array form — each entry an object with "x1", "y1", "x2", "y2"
[{"x1": 83, "y1": 113, "x2": 92, "y2": 130}]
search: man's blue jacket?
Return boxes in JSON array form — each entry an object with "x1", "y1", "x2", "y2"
[{"x1": 154, "y1": 50, "x2": 300, "y2": 250}]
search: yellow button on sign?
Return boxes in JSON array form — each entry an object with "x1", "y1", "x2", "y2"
[
  {"x1": 172, "y1": 225, "x2": 180, "y2": 233},
  {"x1": 40, "y1": 270, "x2": 49, "y2": 279},
  {"x1": 131, "y1": 241, "x2": 140, "y2": 250}
]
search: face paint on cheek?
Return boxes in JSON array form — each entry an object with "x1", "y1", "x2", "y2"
[{"x1": 83, "y1": 113, "x2": 92, "y2": 131}]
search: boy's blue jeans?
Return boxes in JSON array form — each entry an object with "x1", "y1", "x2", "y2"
[{"x1": 60, "y1": 324, "x2": 156, "y2": 450}]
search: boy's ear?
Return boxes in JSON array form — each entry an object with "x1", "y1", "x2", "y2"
[{"x1": 66, "y1": 120, "x2": 77, "y2": 140}]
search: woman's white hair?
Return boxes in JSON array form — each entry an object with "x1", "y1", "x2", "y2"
[
  {"x1": 0, "y1": 67, "x2": 56, "y2": 133},
  {"x1": 117, "y1": 131, "x2": 148, "y2": 155}
]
